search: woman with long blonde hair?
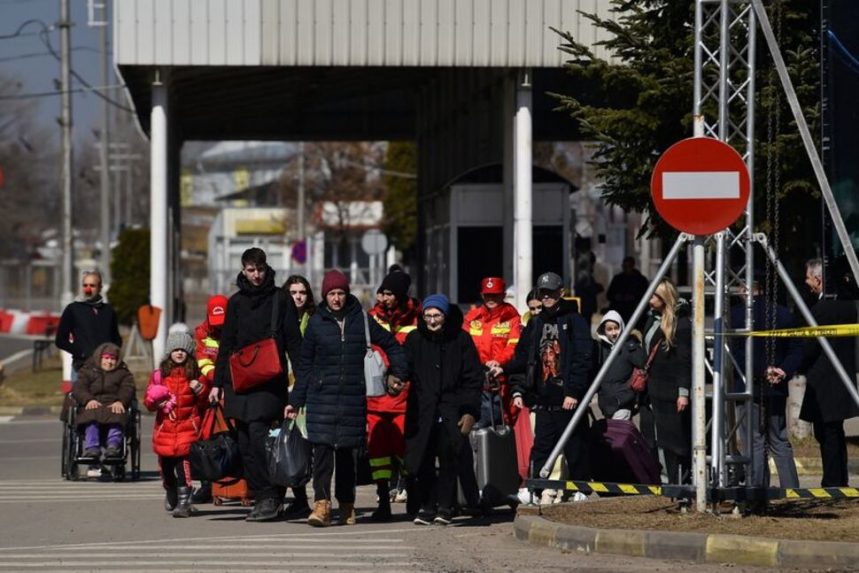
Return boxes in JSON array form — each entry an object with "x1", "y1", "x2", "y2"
[{"x1": 640, "y1": 278, "x2": 692, "y2": 484}]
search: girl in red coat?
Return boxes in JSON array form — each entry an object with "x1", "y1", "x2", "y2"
[{"x1": 144, "y1": 331, "x2": 209, "y2": 518}]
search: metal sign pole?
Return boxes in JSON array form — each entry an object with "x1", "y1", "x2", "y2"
[{"x1": 692, "y1": 236, "x2": 707, "y2": 512}]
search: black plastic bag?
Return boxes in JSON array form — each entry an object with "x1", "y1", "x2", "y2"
[
  {"x1": 190, "y1": 404, "x2": 243, "y2": 481},
  {"x1": 267, "y1": 420, "x2": 311, "y2": 488}
]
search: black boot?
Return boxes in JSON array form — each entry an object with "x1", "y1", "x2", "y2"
[
  {"x1": 191, "y1": 482, "x2": 212, "y2": 504},
  {"x1": 164, "y1": 487, "x2": 178, "y2": 512},
  {"x1": 372, "y1": 483, "x2": 392, "y2": 522},
  {"x1": 283, "y1": 488, "x2": 311, "y2": 519},
  {"x1": 246, "y1": 497, "x2": 281, "y2": 522},
  {"x1": 172, "y1": 486, "x2": 193, "y2": 518}
]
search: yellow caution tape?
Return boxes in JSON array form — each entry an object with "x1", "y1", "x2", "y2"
[{"x1": 729, "y1": 324, "x2": 859, "y2": 338}]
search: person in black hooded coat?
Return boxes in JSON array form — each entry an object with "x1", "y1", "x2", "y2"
[
  {"x1": 402, "y1": 294, "x2": 482, "y2": 525},
  {"x1": 210, "y1": 248, "x2": 302, "y2": 522}
]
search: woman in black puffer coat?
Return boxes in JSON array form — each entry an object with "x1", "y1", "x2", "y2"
[
  {"x1": 640, "y1": 278, "x2": 692, "y2": 485},
  {"x1": 211, "y1": 248, "x2": 303, "y2": 522},
  {"x1": 402, "y1": 294, "x2": 482, "y2": 526},
  {"x1": 290, "y1": 270, "x2": 407, "y2": 527}
]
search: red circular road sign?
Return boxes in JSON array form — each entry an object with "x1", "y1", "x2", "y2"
[{"x1": 650, "y1": 137, "x2": 750, "y2": 235}]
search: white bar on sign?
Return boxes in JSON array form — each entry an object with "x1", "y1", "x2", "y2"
[{"x1": 662, "y1": 171, "x2": 740, "y2": 200}]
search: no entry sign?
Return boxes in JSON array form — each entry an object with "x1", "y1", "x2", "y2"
[{"x1": 650, "y1": 137, "x2": 750, "y2": 235}]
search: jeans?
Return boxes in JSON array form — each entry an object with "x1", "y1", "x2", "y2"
[
  {"x1": 740, "y1": 397, "x2": 799, "y2": 488},
  {"x1": 475, "y1": 392, "x2": 503, "y2": 429}
]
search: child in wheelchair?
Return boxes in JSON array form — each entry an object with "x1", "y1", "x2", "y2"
[
  {"x1": 71, "y1": 343, "x2": 136, "y2": 460},
  {"x1": 144, "y1": 331, "x2": 209, "y2": 518}
]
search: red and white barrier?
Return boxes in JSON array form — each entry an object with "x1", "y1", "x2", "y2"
[{"x1": 0, "y1": 309, "x2": 61, "y2": 336}]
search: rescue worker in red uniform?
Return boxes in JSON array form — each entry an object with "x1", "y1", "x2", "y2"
[
  {"x1": 190, "y1": 294, "x2": 228, "y2": 504},
  {"x1": 463, "y1": 277, "x2": 521, "y2": 426},
  {"x1": 463, "y1": 277, "x2": 530, "y2": 486},
  {"x1": 367, "y1": 270, "x2": 420, "y2": 521}
]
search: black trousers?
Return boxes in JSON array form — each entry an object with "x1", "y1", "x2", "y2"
[
  {"x1": 236, "y1": 419, "x2": 281, "y2": 501},
  {"x1": 530, "y1": 408, "x2": 589, "y2": 480},
  {"x1": 813, "y1": 419, "x2": 849, "y2": 487},
  {"x1": 159, "y1": 456, "x2": 191, "y2": 489},
  {"x1": 312, "y1": 443, "x2": 356, "y2": 503},
  {"x1": 416, "y1": 420, "x2": 461, "y2": 513}
]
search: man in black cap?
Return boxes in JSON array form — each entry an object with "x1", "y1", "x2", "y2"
[{"x1": 491, "y1": 272, "x2": 593, "y2": 496}]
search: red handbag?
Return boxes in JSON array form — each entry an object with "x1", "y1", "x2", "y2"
[
  {"x1": 229, "y1": 296, "x2": 284, "y2": 393},
  {"x1": 628, "y1": 341, "x2": 660, "y2": 393}
]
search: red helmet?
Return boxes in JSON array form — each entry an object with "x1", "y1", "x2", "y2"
[{"x1": 480, "y1": 277, "x2": 506, "y2": 295}]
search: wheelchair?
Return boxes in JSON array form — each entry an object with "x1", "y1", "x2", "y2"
[{"x1": 61, "y1": 396, "x2": 141, "y2": 481}]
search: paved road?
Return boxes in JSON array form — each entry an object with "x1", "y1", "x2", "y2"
[{"x1": 0, "y1": 416, "x2": 814, "y2": 572}]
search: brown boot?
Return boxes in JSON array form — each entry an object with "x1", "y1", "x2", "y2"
[
  {"x1": 337, "y1": 502, "x2": 356, "y2": 525},
  {"x1": 307, "y1": 500, "x2": 331, "y2": 527}
]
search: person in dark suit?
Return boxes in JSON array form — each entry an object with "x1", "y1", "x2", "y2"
[{"x1": 798, "y1": 259, "x2": 859, "y2": 487}]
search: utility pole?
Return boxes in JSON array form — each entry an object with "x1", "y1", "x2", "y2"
[
  {"x1": 96, "y1": 4, "x2": 111, "y2": 285},
  {"x1": 297, "y1": 142, "x2": 305, "y2": 273},
  {"x1": 59, "y1": 0, "x2": 74, "y2": 307}
]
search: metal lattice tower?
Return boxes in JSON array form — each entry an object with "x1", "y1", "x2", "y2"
[{"x1": 693, "y1": 0, "x2": 757, "y2": 492}]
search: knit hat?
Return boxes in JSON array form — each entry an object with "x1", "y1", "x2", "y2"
[
  {"x1": 165, "y1": 331, "x2": 195, "y2": 356},
  {"x1": 321, "y1": 269, "x2": 350, "y2": 298},
  {"x1": 422, "y1": 294, "x2": 450, "y2": 315},
  {"x1": 207, "y1": 294, "x2": 228, "y2": 326},
  {"x1": 480, "y1": 276, "x2": 505, "y2": 295},
  {"x1": 380, "y1": 271, "x2": 411, "y2": 302}
]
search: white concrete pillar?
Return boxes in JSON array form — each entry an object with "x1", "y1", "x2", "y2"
[
  {"x1": 502, "y1": 75, "x2": 515, "y2": 289},
  {"x1": 150, "y1": 74, "x2": 168, "y2": 365},
  {"x1": 513, "y1": 69, "x2": 533, "y2": 311}
]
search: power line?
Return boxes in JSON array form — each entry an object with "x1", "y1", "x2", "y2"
[
  {"x1": 0, "y1": 83, "x2": 125, "y2": 101},
  {"x1": 0, "y1": 46, "x2": 97, "y2": 63},
  {"x1": 1, "y1": 18, "x2": 135, "y2": 113},
  {"x1": 36, "y1": 21, "x2": 135, "y2": 113}
]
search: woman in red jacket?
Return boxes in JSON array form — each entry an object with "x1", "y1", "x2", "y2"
[{"x1": 144, "y1": 331, "x2": 209, "y2": 518}]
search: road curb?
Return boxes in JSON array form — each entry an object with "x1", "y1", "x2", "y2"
[
  {"x1": 0, "y1": 405, "x2": 63, "y2": 416},
  {"x1": 513, "y1": 513, "x2": 859, "y2": 568}
]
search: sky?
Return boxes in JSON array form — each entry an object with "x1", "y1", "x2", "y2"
[{"x1": 0, "y1": 0, "x2": 116, "y2": 142}]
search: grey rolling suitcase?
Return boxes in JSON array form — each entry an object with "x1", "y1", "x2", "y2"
[
  {"x1": 459, "y1": 391, "x2": 520, "y2": 508},
  {"x1": 469, "y1": 422, "x2": 520, "y2": 507}
]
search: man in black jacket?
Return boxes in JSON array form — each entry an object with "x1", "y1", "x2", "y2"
[
  {"x1": 209, "y1": 248, "x2": 303, "y2": 522},
  {"x1": 492, "y1": 272, "x2": 593, "y2": 487},
  {"x1": 55, "y1": 270, "x2": 122, "y2": 379}
]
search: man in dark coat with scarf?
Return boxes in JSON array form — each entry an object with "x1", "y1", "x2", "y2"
[
  {"x1": 402, "y1": 294, "x2": 482, "y2": 526},
  {"x1": 209, "y1": 248, "x2": 303, "y2": 522},
  {"x1": 494, "y1": 272, "x2": 593, "y2": 488},
  {"x1": 288, "y1": 270, "x2": 407, "y2": 527},
  {"x1": 798, "y1": 259, "x2": 859, "y2": 487},
  {"x1": 55, "y1": 270, "x2": 122, "y2": 378}
]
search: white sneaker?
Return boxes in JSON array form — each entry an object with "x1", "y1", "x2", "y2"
[
  {"x1": 571, "y1": 492, "x2": 588, "y2": 503},
  {"x1": 394, "y1": 489, "x2": 408, "y2": 503},
  {"x1": 516, "y1": 487, "x2": 535, "y2": 505}
]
